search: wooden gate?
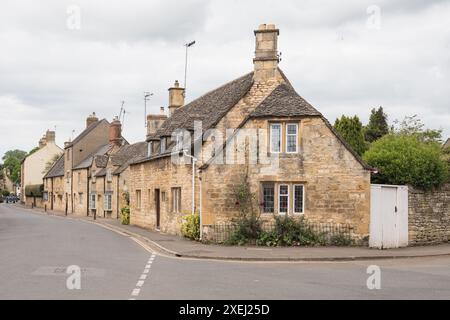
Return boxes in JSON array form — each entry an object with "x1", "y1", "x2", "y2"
[{"x1": 370, "y1": 185, "x2": 409, "y2": 249}]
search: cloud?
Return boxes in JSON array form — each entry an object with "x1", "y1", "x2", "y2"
[{"x1": 0, "y1": 0, "x2": 449, "y2": 159}]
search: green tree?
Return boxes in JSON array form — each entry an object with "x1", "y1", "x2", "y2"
[
  {"x1": 393, "y1": 115, "x2": 443, "y2": 143},
  {"x1": 363, "y1": 135, "x2": 448, "y2": 190},
  {"x1": 43, "y1": 153, "x2": 62, "y2": 175},
  {"x1": 28, "y1": 147, "x2": 40, "y2": 155},
  {"x1": 334, "y1": 115, "x2": 368, "y2": 156},
  {"x1": 364, "y1": 107, "x2": 389, "y2": 143},
  {"x1": 2, "y1": 150, "x2": 27, "y2": 184}
]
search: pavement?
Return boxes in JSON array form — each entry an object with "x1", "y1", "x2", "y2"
[
  {"x1": 2, "y1": 203, "x2": 450, "y2": 300},
  {"x1": 24, "y1": 204, "x2": 450, "y2": 262}
]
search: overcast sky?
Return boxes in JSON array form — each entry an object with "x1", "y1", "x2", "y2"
[{"x1": 1, "y1": 0, "x2": 449, "y2": 159}]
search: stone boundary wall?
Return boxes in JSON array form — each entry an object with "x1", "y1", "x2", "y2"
[{"x1": 409, "y1": 183, "x2": 450, "y2": 245}]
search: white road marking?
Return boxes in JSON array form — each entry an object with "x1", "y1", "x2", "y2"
[
  {"x1": 131, "y1": 289, "x2": 140, "y2": 296},
  {"x1": 136, "y1": 280, "x2": 145, "y2": 287},
  {"x1": 128, "y1": 239, "x2": 157, "y2": 300}
]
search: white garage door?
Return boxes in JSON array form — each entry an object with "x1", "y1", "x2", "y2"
[{"x1": 370, "y1": 185, "x2": 409, "y2": 249}]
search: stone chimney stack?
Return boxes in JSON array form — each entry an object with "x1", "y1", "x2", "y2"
[
  {"x1": 168, "y1": 80, "x2": 185, "y2": 117},
  {"x1": 38, "y1": 135, "x2": 47, "y2": 149},
  {"x1": 147, "y1": 108, "x2": 167, "y2": 138},
  {"x1": 109, "y1": 116, "x2": 122, "y2": 147},
  {"x1": 253, "y1": 24, "x2": 280, "y2": 82},
  {"x1": 45, "y1": 130, "x2": 56, "y2": 143},
  {"x1": 86, "y1": 112, "x2": 99, "y2": 128}
]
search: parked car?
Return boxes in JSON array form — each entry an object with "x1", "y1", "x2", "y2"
[{"x1": 5, "y1": 195, "x2": 19, "y2": 203}]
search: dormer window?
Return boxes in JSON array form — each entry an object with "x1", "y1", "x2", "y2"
[
  {"x1": 147, "y1": 142, "x2": 153, "y2": 157},
  {"x1": 161, "y1": 138, "x2": 166, "y2": 153}
]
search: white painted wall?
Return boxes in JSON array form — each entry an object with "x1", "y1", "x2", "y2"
[{"x1": 23, "y1": 142, "x2": 62, "y2": 187}]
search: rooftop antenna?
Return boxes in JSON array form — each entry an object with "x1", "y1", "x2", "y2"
[
  {"x1": 119, "y1": 100, "x2": 125, "y2": 120},
  {"x1": 122, "y1": 109, "x2": 130, "y2": 128},
  {"x1": 71, "y1": 129, "x2": 75, "y2": 140},
  {"x1": 184, "y1": 40, "x2": 196, "y2": 98},
  {"x1": 144, "y1": 92, "x2": 153, "y2": 128}
]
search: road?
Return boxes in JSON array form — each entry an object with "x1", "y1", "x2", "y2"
[{"x1": 1, "y1": 203, "x2": 450, "y2": 300}]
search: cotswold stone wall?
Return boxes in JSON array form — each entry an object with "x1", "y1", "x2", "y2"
[{"x1": 409, "y1": 183, "x2": 450, "y2": 245}]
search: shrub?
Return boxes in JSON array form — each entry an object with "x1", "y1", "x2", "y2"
[
  {"x1": 2, "y1": 190, "x2": 10, "y2": 197},
  {"x1": 120, "y1": 206, "x2": 130, "y2": 225},
  {"x1": 363, "y1": 134, "x2": 449, "y2": 190},
  {"x1": 226, "y1": 216, "x2": 262, "y2": 246},
  {"x1": 329, "y1": 233, "x2": 354, "y2": 246},
  {"x1": 226, "y1": 175, "x2": 262, "y2": 245},
  {"x1": 257, "y1": 216, "x2": 327, "y2": 247},
  {"x1": 181, "y1": 214, "x2": 200, "y2": 241}
]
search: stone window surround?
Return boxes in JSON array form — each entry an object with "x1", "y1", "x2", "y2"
[
  {"x1": 171, "y1": 187, "x2": 182, "y2": 213},
  {"x1": 136, "y1": 189, "x2": 142, "y2": 210},
  {"x1": 260, "y1": 181, "x2": 305, "y2": 216},
  {"x1": 89, "y1": 192, "x2": 96, "y2": 210},
  {"x1": 268, "y1": 121, "x2": 300, "y2": 155},
  {"x1": 104, "y1": 192, "x2": 113, "y2": 211}
]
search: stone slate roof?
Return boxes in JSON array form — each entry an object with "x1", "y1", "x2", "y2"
[
  {"x1": 95, "y1": 155, "x2": 109, "y2": 168},
  {"x1": 66, "y1": 119, "x2": 108, "y2": 148},
  {"x1": 249, "y1": 84, "x2": 321, "y2": 118},
  {"x1": 43, "y1": 155, "x2": 65, "y2": 179},
  {"x1": 95, "y1": 168, "x2": 107, "y2": 177},
  {"x1": 111, "y1": 142, "x2": 148, "y2": 175},
  {"x1": 150, "y1": 72, "x2": 254, "y2": 139},
  {"x1": 73, "y1": 144, "x2": 112, "y2": 170}
]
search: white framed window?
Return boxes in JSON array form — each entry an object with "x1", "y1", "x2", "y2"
[
  {"x1": 262, "y1": 183, "x2": 275, "y2": 214},
  {"x1": 293, "y1": 184, "x2": 305, "y2": 214},
  {"x1": 171, "y1": 187, "x2": 181, "y2": 213},
  {"x1": 89, "y1": 193, "x2": 96, "y2": 210},
  {"x1": 104, "y1": 193, "x2": 112, "y2": 211},
  {"x1": 286, "y1": 123, "x2": 298, "y2": 153},
  {"x1": 278, "y1": 184, "x2": 289, "y2": 215},
  {"x1": 270, "y1": 123, "x2": 282, "y2": 153},
  {"x1": 147, "y1": 142, "x2": 152, "y2": 157}
]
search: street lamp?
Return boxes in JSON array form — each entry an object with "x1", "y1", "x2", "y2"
[{"x1": 184, "y1": 41, "x2": 196, "y2": 97}]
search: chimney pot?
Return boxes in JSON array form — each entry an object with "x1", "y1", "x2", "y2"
[
  {"x1": 109, "y1": 117, "x2": 122, "y2": 147},
  {"x1": 86, "y1": 112, "x2": 99, "y2": 128},
  {"x1": 253, "y1": 23, "x2": 280, "y2": 82},
  {"x1": 168, "y1": 80, "x2": 185, "y2": 117}
]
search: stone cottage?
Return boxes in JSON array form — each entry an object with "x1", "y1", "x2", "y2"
[
  {"x1": 43, "y1": 113, "x2": 134, "y2": 217},
  {"x1": 21, "y1": 130, "x2": 63, "y2": 207},
  {"x1": 129, "y1": 24, "x2": 373, "y2": 238}
]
